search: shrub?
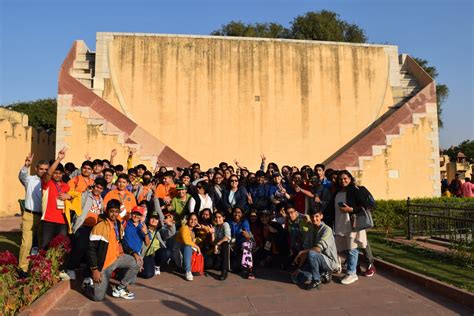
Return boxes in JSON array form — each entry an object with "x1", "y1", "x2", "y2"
[
  {"x1": 0, "y1": 235, "x2": 71, "y2": 316},
  {"x1": 372, "y1": 197, "x2": 474, "y2": 237}
]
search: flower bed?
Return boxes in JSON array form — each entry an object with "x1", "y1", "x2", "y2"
[{"x1": 0, "y1": 235, "x2": 71, "y2": 316}]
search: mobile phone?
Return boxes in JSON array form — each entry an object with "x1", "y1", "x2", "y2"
[{"x1": 338, "y1": 202, "x2": 345, "y2": 207}]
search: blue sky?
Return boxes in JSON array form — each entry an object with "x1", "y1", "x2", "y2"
[{"x1": 0, "y1": 0, "x2": 472, "y2": 148}]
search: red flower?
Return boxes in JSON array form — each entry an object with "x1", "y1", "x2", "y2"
[
  {"x1": 0, "y1": 250, "x2": 18, "y2": 266},
  {"x1": 48, "y1": 235, "x2": 71, "y2": 253}
]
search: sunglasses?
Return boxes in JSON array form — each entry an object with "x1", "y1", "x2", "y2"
[{"x1": 230, "y1": 179, "x2": 238, "y2": 183}]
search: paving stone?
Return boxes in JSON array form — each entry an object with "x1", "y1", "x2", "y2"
[{"x1": 47, "y1": 269, "x2": 472, "y2": 315}]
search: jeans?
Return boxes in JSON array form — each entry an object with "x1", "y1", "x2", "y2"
[
  {"x1": 177, "y1": 242, "x2": 193, "y2": 273},
  {"x1": 41, "y1": 221, "x2": 67, "y2": 249},
  {"x1": 346, "y1": 248, "x2": 359, "y2": 274},
  {"x1": 361, "y1": 243, "x2": 374, "y2": 265},
  {"x1": 68, "y1": 226, "x2": 93, "y2": 276},
  {"x1": 88, "y1": 254, "x2": 140, "y2": 301},
  {"x1": 138, "y1": 255, "x2": 155, "y2": 279},
  {"x1": 155, "y1": 247, "x2": 173, "y2": 267},
  {"x1": 300, "y1": 251, "x2": 330, "y2": 282}
]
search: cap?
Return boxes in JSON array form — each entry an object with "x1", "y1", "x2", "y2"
[
  {"x1": 272, "y1": 172, "x2": 282, "y2": 177},
  {"x1": 259, "y1": 209, "x2": 272, "y2": 216},
  {"x1": 131, "y1": 206, "x2": 145, "y2": 216},
  {"x1": 149, "y1": 211, "x2": 160, "y2": 219},
  {"x1": 207, "y1": 168, "x2": 215, "y2": 174},
  {"x1": 176, "y1": 183, "x2": 187, "y2": 190},
  {"x1": 177, "y1": 167, "x2": 184, "y2": 172}
]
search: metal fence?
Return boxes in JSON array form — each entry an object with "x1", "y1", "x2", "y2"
[{"x1": 407, "y1": 198, "x2": 474, "y2": 246}]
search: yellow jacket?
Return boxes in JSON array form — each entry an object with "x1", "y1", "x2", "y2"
[{"x1": 64, "y1": 190, "x2": 82, "y2": 234}]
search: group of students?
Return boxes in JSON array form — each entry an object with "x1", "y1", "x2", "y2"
[{"x1": 18, "y1": 148, "x2": 377, "y2": 301}]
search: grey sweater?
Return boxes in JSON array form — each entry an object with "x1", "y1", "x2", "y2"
[{"x1": 303, "y1": 221, "x2": 338, "y2": 271}]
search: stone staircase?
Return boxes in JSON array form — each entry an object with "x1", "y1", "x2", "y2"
[
  {"x1": 58, "y1": 40, "x2": 190, "y2": 168},
  {"x1": 323, "y1": 55, "x2": 436, "y2": 174},
  {"x1": 392, "y1": 61, "x2": 421, "y2": 108},
  {"x1": 71, "y1": 52, "x2": 95, "y2": 90}
]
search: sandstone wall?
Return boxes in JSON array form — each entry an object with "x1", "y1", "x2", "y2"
[{"x1": 97, "y1": 34, "x2": 398, "y2": 170}]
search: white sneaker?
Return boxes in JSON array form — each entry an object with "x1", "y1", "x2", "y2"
[
  {"x1": 66, "y1": 269, "x2": 76, "y2": 280},
  {"x1": 30, "y1": 247, "x2": 39, "y2": 256},
  {"x1": 341, "y1": 273, "x2": 358, "y2": 285},
  {"x1": 59, "y1": 271, "x2": 71, "y2": 280},
  {"x1": 112, "y1": 286, "x2": 135, "y2": 300},
  {"x1": 154, "y1": 266, "x2": 161, "y2": 276},
  {"x1": 185, "y1": 271, "x2": 193, "y2": 281}
]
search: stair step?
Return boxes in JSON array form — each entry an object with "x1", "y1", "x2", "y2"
[
  {"x1": 72, "y1": 72, "x2": 93, "y2": 80},
  {"x1": 76, "y1": 53, "x2": 95, "y2": 62},
  {"x1": 400, "y1": 78, "x2": 418, "y2": 87},
  {"x1": 73, "y1": 60, "x2": 91, "y2": 70},
  {"x1": 76, "y1": 79, "x2": 93, "y2": 89}
]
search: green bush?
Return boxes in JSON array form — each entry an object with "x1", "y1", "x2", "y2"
[{"x1": 372, "y1": 197, "x2": 474, "y2": 237}]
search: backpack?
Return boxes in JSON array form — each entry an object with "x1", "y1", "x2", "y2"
[{"x1": 356, "y1": 186, "x2": 377, "y2": 210}]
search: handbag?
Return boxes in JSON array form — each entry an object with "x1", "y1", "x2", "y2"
[
  {"x1": 191, "y1": 252, "x2": 205, "y2": 275},
  {"x1": 350, "y1": 208, "x2": 374, "y2": 232}
]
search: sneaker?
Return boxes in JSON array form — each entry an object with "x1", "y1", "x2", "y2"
[
  {"x1": 304, "y1": 280, "x2": 321, "y2": 290},
  {"x1": 154, "y1": 266, "x2": 161, "y2": 276},
  {"x1": 82, "y1": 277, "x2": 93, "y2": 289},
  {"x1": 30, "y1": 247, "x2": 39, "y2": 256},
  {"x1": 66, "y1": 269, "x2": 76, "y2": 280},
  {"x1": 363, "y1": 264, "x2": 376, "y2": 277},
  {"x1": 185, "y1": 272, "x2": 193, "y2": 281},
  {"x1": 341, "y1": 274, "x2": 358, "y2": 285},
  {"x1": 321, "y1": 271, "x2": 332, "y2": 284},
  {"x1": 112, "y1": 286, "x2": 135, "y2": 300},
  {"x1": 59, "y1": 271, "x2": 71, "y2": 280}
]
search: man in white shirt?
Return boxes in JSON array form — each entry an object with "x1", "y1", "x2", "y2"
[{"x1": 18, "y1": 153, "x2": 49, "y2": 272}]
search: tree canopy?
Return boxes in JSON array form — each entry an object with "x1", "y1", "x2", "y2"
[
  {"x1": 211, "y1": 10, "x2": 366, "y2": 43},
  {"x1": 3, "y1": 98, "x2": 56, "y2": 131},
  {"x1": 442, "y1": 140, "x2": 474, "y2": 163}
]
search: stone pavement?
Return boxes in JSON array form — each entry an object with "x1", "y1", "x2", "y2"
[
  {"x1": 49, "y1": 268, "x2": 472, "y2": 316},
  {"x1": 0, "y1": 216, "x2": 21, "y2": 232}
]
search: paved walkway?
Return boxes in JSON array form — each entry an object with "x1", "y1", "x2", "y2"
[
  {"x1": 0, "y1": 216, "x2": 21, "y2": 232},
  {"x1": 49, "y1": 268, "x2": 472, "y2": 315}
]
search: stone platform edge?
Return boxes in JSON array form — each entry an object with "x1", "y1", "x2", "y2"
[
  {"x1": 374, "y1": 257, "x2": 474, "y2": 310},
  {"x1": 18, "y1": 280, "x2": 71, "y2": 316}
]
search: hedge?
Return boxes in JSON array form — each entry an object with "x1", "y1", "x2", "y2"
[{"x1": 372, "y1": 197, "x2": 474, "y2": 237}]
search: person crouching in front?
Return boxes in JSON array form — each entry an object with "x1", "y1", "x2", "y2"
[{"x1": 86, "y1": 199, "x2": 140, "y2": 301}]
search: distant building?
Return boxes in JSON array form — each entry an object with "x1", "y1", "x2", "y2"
[{"x1": 440, "y1": 152, "x2": 473, "y2": 182}]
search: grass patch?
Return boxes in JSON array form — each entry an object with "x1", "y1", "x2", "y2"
[
  {"x1": 368, "y1": 230, "x2": 474, "y2": 292},
  {"x1": 0, "y1": 232, "x2": 21, "y2": 257}
]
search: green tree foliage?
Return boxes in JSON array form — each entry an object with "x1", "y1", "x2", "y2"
[
  {"x1": 442, "y1": 139, "x2": 474, "y2": 162},
  {"x1": 290, "y1": 10, "x2": 366, "y2": 43},
  {"x1": 3, "y1": 98, "x2": 57, "y2": 131},
  {"x1": 413, "y1": 57, "x2": 449, "y2": 128},
  {"x1": 211, "y1": 10, "x2": 366, "y2": 43},
  {"x1": 211, "y1": 21, "x2": 290, "y2": 38}
]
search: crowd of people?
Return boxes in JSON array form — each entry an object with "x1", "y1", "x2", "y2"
[{"x1": 18, "y1": 148, "x2": 378, "y2": 301}]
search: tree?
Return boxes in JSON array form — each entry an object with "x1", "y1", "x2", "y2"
[
  {"x1": 290, "y1": 10, "x2": 367, "y2": 43},
  {"x1": 211, "y1": 21, "x2": 290, "y2": 38},
  {"x1": 413, "y1": 57, "x2": 449, "y2": 128},
  {"x1": 442, "y1": 140, "x2": 474, "y2": 163},
  {"x1": 3, "y1": 98, "x2": 57, "y2": 131}
]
